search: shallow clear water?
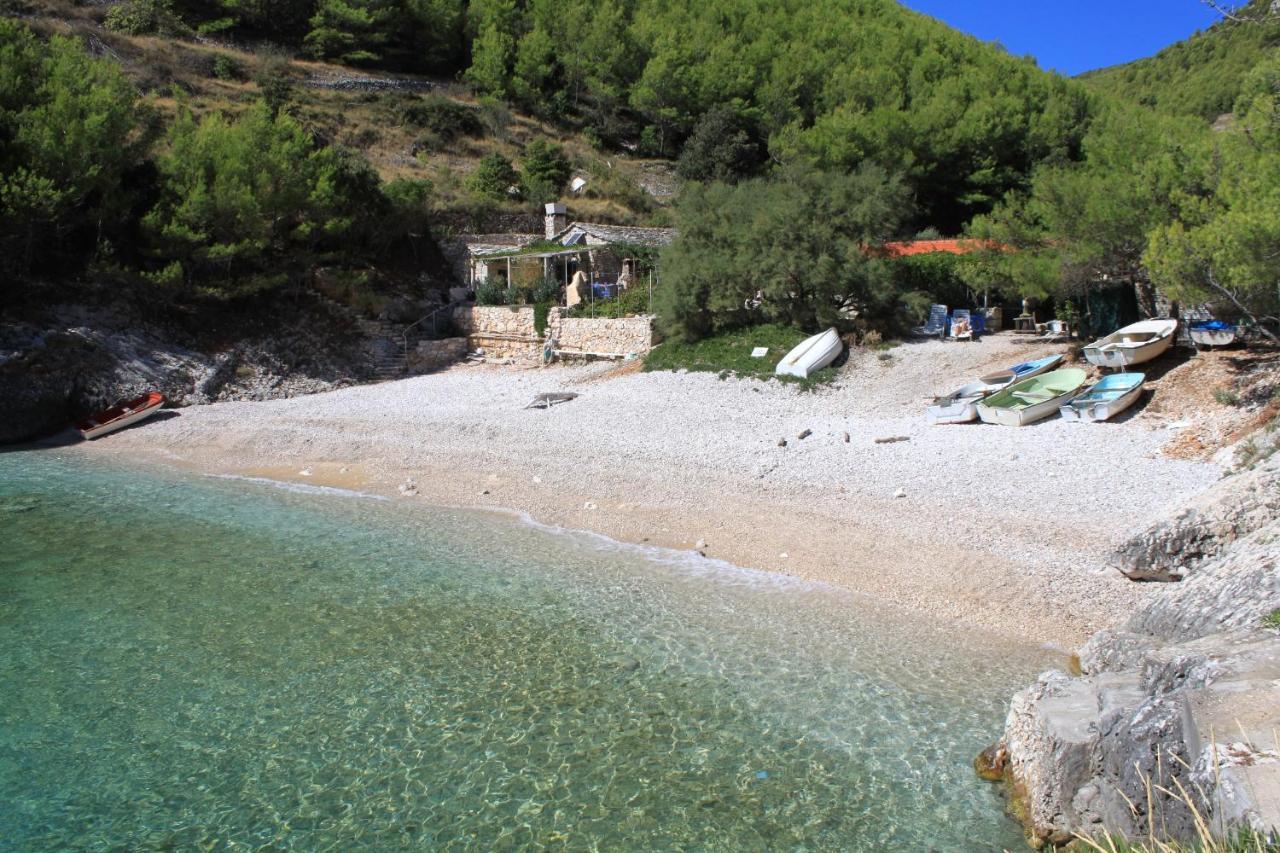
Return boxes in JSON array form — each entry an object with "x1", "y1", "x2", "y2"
[{"x1": 0, "y1": 450, "x2": 1053, "y2": 850}]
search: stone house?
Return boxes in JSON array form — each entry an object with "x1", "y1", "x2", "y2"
[{"x1": 464, "y1": 204, "x2": 676, "y2": 307}]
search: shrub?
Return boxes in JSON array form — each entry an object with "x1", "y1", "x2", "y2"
[
  {"x1": 104, "y1": 0, "x2": 189, "y2": 36},
  {"x1": 1213, "y1": 388, "x2": 1242, "y2": 407},
  {"x1": 467, "y1": 153, "x2": 520, "y2": 200},
  {"x1": 475, "y1": 277, "x2": 509, "y2": 306},
  {"x1": 1264, "y1": 609, "x2": 1280, "y2": 630},
  {"x1": 477, "y1": 96, "x2": 513, "y2": 142},
  {"x1": 400, "y1": 96, "x2": 483, "y2": 141},
  {"x1": 254, "y1": 57, "x2": 295, "y2": 118},
  {"x1": 211, "y1": 54, "x2": 244, "y2": 81}
]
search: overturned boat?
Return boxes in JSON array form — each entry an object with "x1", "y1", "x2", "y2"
[{"x1": 776, "y1": 328, "x2": 842, "y2": 379}]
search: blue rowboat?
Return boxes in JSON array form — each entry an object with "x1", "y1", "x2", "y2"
[
  {"x1": 1059, "y1": 372, "x2": 1145, "y2": 423},
  {"x1": 1007, "y1": 354, "x2": 1064, "y2": 380}
]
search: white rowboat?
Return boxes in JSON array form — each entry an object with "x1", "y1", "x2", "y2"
[
  {"x1": 1189, "y1": 321, "x2": 1237, "y2": 348},
  {"x1": 926, "y1": 370, "x2": 1015, "y2": 425},
  {"x1": 1059, "y1": 372, "x2": 1145, "y2": 423},
  {"x1": 776, "y1": 328, "x2": 842, "y2": 379},
  {"x1": 1082, "y1": 319, "x2": 1177, "y2": 369}
]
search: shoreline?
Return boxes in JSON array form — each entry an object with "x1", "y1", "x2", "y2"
[{"x1": 60, "y1": 335, "x2": 1226, "y2": 649}]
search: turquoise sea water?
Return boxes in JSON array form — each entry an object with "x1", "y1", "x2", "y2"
[{"x1": 0, "y1": 450, "x2": 1054, "y2": 850}]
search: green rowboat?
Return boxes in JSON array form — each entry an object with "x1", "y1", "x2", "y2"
[{"x1": 975, "y1": 368, "x2": 1088, "y2": 426}]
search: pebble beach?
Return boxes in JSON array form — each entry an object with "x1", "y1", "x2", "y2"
[{"x1": 86, "y1": 335, "x2": 1224, "y2": 647}]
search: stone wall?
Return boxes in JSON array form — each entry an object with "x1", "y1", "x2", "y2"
[
  {"x1": 407, "y1": 337, "x2": 467, "y2": 374},
  {"x1": 452, "y1": 306, "x2": 542, "y2": 365},
  {"x1": 451, "y1": 306, "x2": 656, "y2": 364},
  {"x1": 548, "y1": 311, "x2": 654, "y2": 357}
]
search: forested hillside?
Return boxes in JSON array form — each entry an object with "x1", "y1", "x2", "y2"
[
  {"x1": 1080, "y1": 0, "x2": 1280, "y2": 121},
  {"x1": 4, "y1": 0, "x2": 1278, "y2": 352}
]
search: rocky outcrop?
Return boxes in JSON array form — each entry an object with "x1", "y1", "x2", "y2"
[
  {"x1": 993, "y1": 452, "x2": 1280, "y2": 846},
  {"x1": 1111, "y1": 458, "x2": 1280, "y2": 581},
  {"x1": 1, "y1": 296, "x2": 374, "y2": 444}
]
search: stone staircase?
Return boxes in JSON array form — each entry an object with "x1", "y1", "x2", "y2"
[{"x1": 309, "y1": 289, "x2": 454, "y2": 380}]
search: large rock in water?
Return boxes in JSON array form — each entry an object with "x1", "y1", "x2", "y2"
[{"x1": 993, "y1": 454, "x2": 1280, "y2": 846}]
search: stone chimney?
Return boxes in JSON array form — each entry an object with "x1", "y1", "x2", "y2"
[{"x1": 545, "y1": 202, "x2": 567, "y2": 240}]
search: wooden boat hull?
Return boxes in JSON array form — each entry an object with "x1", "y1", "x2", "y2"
[
  {"x1": 1059, "y1": 373, "x2": 1145, "y2": 423},
  {"x1": 1082, "y1": 319, "x2": 1177, "y2": 369},
  {"x1": 976, "y1": 368, "x2": 1087, "y2": 426},
  {"x1": 776, "y1": 328, "x2": 842, "y2": 379},
  {"x1": 76, "y1": 392, "x2": 165, "y2": 440}
]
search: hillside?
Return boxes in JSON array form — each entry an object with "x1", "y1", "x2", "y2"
[
  {"x1": 13, "y1": 0, "x2": 669, "y2": 228},
  {"x1": 1080, "y1": 2, "x2": 1280, "y2": 121}
]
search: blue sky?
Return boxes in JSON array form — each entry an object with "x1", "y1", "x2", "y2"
[{"x1": 899, "y1": 1, "x2": 1223, "y2": 76}]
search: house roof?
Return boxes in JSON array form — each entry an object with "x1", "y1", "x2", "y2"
[
  {"x1": 878, "y1": 239, "x2": 1008, "y2": 258},
  {"x1": 461, "y1": 233, "x2": 538, "y2": 253},
  {"x1": 550, "y1": 222, "x2": 677, "y2": 248},
  {"x1": 471, "y1": 221, "x2": 678, "y2": 260}
]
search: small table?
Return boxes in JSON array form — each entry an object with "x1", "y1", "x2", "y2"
[{"x1": 1014, "y1": 315, "x2": 1037, "y2": 334}]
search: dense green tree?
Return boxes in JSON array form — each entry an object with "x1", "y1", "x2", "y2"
[
  {"x1": 1081, "y1": 1, "x2": 1280, "y2": 122},
  {"x1": 675, "y1": 104, "x2": 767, "y2": 183},
  {"x1": 520, "y1": 139, "x2": 570, "y2": 203},
  {"x1": 0, "y1": 21, "x2": 150, "y2": 278},
  {"x1": 303, "y1": 0, "x2": 393, "y2": 66},
  {"x1": 656, "y1": 165, "x2": 911, "y2": 341},
  {"x1": 1145, "y1": 56, "x2": 1280, "y2": 339},
  {"x1": 958, "y1": 102, "x2": 1207, "y2": 329},
  {"x1": 142, "y1": 103, "x2": 384, "y2": 296},
  {"x1": 466, "y1": 152, "x2": 520, "y2": 200}
]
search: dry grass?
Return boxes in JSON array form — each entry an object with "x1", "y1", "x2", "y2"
[
  {"x1": 20, "y1": 0, "x2": 669, "y2": 223},
  {"x1": 1071, "y1": 730, "x2": 1280, "y2": 853}
]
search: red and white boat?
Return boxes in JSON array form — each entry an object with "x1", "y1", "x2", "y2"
[{"x1": 76, "y1": 391, "x2": 165, "y2": 440}]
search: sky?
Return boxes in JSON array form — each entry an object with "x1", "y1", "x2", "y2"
[{"x1": 899, "y1": 1, "x2": 1224, "y2": 76}]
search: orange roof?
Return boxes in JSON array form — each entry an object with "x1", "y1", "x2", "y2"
[{"x1": 878, "y1": 239, "x2": 1009, "y2": 258}]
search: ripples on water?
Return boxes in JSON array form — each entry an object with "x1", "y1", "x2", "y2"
[{"x1": 0, "y1": 451, "x2": 1055, "y2": 850}]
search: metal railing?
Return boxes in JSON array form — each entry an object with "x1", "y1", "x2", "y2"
[{"x1": 400, "y1": 303, "x2": 456, "y2": 363}]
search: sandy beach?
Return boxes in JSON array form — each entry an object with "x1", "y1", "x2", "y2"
[{"x1": 79, "y1": 335, "x2": 1224, "y2": 648}]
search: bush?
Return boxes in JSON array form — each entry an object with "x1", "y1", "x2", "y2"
[
  {"x1": 400, "y1": 96, "x2": 483, "y2": 141},
  {"x1": 211, "y1": 54, "x2": 244, "y2": 81},
  {"x1": 656, "y1": 164, "x2": 911, "y2": 342},
  {"x1": 467, "y1": 153, "x2": 520, "y2": 200},
  {"x1": 475, "y1": 277, "x2": 509, "y2": 305},
  {"x1": 104, "y1": 0, "x2": 190, "y2": 36},
  {"x1": 254, "y1": 57, "x2": 295, "y2": 118}
]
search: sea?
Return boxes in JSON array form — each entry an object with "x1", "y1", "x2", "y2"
[{"x1": 0, "y1": 449, "x2": 1056, "y2": 850}]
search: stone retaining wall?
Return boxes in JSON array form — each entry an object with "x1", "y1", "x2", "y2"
[
  {"x1": 451, "y1": 306, "x2": 655, "y2": 364},
  {"x1": 550, "y1": 313, "x2": 653, "y2": 357},
  {"x1": 408, "y1": 337, "x2": 467, "y2": 374}
]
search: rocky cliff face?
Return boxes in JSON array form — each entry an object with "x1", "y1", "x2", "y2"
[
  {"x1": 1, "y1": 295, "x2": 375, "y2": 444},
  {"x1": 990, "y1": 451, "x2": 1280, "y2": 846}
]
